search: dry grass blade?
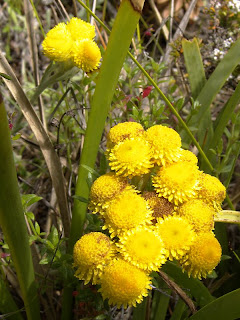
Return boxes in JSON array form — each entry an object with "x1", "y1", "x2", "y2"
[
  {"x1": 149, "y1": 0, "x2": 169, "y2": 41},
  {"x1": 0, "y1": 51, "x2": 70, "y2": 237},
  {"x1": 158, "y1": 270, "x2": 197, "y2": 314}
]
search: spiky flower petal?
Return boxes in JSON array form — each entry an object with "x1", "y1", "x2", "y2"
[
  {"x1": 145, "y1": 125, "x2": 182, "y2": 166},
  {"x1": 42, "y1": 22, "x2": 73, "y2": 62},
  {"x1": 99, "y1": 258, "x2": 152, "y2": 308},
  {"x1": 197, "y1": 173, "x2": 226, "y2": 211},
  {"x1": 152, "y1": 162, "x2": 200, "y2": 205},
  {"x1": 143, "y1": 191, "x2": 174, "y2": 220},
  {"x1": 66, "y1": 17, "x2": 95, "y2": 41},
  {"x1": 73, "y1": 232, "x2": 116, "y2": 284},
  {"x1": 103, "y1": 190, "x2": 152, "y2": 237},
  {"x1": 89, "y1": 172, "x2": 132, "y2": 215},
  {"x1": 156, "y1": 216, "x2": 195, "y2": 260},
  {"x1": 106, "y1": 122, "x2": 145, "y2": 150},
  {"x1": 180, "y1": 232, "x2": 222, "y2": 279},
  {"x1": 117, "y1": 226, "x2": 167, "y2": 271},
  {"x1": 108, "y1": 138, "x2": 153, "y2": 178},
  {"x1": 72, "y1": 39, "x2": 101, "y2": 72},
  {"x1": 177, "y1": 199, "x2": 214, "y2": 233}
]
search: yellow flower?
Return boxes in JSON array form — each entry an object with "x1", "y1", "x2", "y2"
[
  {"x1": 180, "y1": 232, "x2": 222, "y2": 279},
  {"x1": 152, "y1": 162, "x2": 200, "y2": 205},
  {"x1": 89, "y1": 172, "x2": 133, "y2": 215},
  {"x1": 66, "y1": 17, "x2": 95, "y2": 41},
  {"x1": 117, "y1": 226, "x2": 167, "y2": 271},
  {"x1": 177, "y1": 199, "x2": 214, "y2": 233},
  {"x1": 99, "y1": 258, "x2": 152, "y2": 308},
  {"x1": 72, "y1": 39, "x2": 101, "y2": 72},
  {"x1": 108, "y1": 138, "x2": 153, "y2": 178},
  {"x1": 103, "y1": 190, "x2": 152, "y2": 237},
  {"x1": 143, "y1": 191, "x2": 174, "y2": 220},
  {"x1": 156, "y1": 216, "x2": 195, "y2": 260},
  {"x1": 145, "y1": 125, "x2": 182, "y2": 166},
  {"x1": 106, "y1": 122, "x2": 145, "y2": 150},
  {"x1": 73, "y1": 232, "x2": 115, "y2": 284},
  {"x1": 197, "y1": 173, "x2": 226, "y2": 211},
  {"x1": 42, "y1": 22, "x2": 73, "y2": 62},
  {"x1": 179, "y1": 149, "x2": 198, "y2": 165}
]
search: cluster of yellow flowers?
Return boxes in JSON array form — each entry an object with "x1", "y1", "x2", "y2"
[
  {"x1": 42, "y1": 17, "x2": 101, "y2": 72},
  {"x1": 73, "y1": 122, "x2": 226, "y2": 309}
]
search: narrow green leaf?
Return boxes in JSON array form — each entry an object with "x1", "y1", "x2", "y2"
[
  {"x1": 187, "y1": 289, "x2": 240, "y2": 320},
  {"x1": 182, "y1": 38, "x2": 206, "y2": 99},
  {"x1": 215, "y1": 210, "x2": 240, "y2": 224},
  {"x1": 21, "y1": 194, "x2": 42, "y2": 211},
  {"x1": 170, "y1": 299, "x2": 186, "y2": 320},
  {"x1": 0, "y1": 72, "x2": 12, "y2": 80},
  {"x1": 132, "y1": 297, "x2": 147, "y2": 320},
  {"x1": 162, "y1": 262, "x2": 214, "y2": 307}
]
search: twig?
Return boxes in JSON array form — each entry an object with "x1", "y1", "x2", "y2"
[
  {"x1": 158, "y1": 270, "x2": 196, "y2": 314},
  {"x1": 0, "y1": 51, "x2": 70, "y2": 237},
  {"x1": 149, "y1": 0, "x2": 169, "y2": 41}
]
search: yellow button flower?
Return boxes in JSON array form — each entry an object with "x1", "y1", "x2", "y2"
[
  {"x1": 72, "y1": 39, "x2": 101, "y2": 72},
  {"x1": 103, "y1": 190, "x2": 152, "y2": 237},
  {"x1": 117, "y1": 226, "x2": 167, "y2": 271},
  {"x1": 156, "y1": 216, "x2": 195, "y2": 260},
  {"x1": 152, "y1": 162, "x2": 200, "y2": 205},
  {"x1": 180, "y1": 232, "x2": 222, "y2": 279},
  {"x1": 42, "y1": 22, "x2": 73, "y2": 62},
  {"x1": 99, "y1": 258, "x2": 152, "y2": 308},
  {"x1": 179, "y1": 149, "x2": 198, "y2": 165},
  {"x1": 89, "y1": 172, "x2": 133, "y2": 215},
  {"x1": 73, "y1": 232, "x2": 115, "y2": 284},
  {"x1": 108, "y1": 138, "x2": 153, "y2": 178},
  {"x1": 106, "y1": 122, "x2": 145, "y2": 150},
  {"x1": 66, "y1": 17, "x2": 95, "y2": 41},
  {"x1": 197, "y1": 173, "x2": 226, "y2": 211},
  {"x1": 177, "y1": 199, "x2": 214, "y2": 233},
  {"x1": 145, "y1": 125, "x2": 182, "y2": 166}
]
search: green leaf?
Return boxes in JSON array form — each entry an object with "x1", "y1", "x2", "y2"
[
  {"x1": 72, "y1": 195, "x2": 89, "y2": 204},
  {"x1": 0, "y1": 72, "x2": 12, "y2": 80},
  {"x1": 214, "y1": 210, "x2": 240, "y2": 224},
  {"x1": 182, "y1": 38, "x2": 206, "y2": 99},
  {"x1": 21, "y1": 194, "x2": 42, "y2": 211},
  {"x1": 187, "y1": 289, "x2": 240, "y2": 320}
]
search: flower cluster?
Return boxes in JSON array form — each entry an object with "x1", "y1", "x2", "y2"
[
  {"x1": 42, "y1": 17, "x2": 101, "y2": 72},
  {"x1": 73, "y1": 122, "x2": 226, "y2": 309}
]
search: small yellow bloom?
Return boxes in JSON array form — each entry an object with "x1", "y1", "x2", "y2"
[
  {"x1": 73, "y1": 232, "x2": 115, "y2": 284},
  {"x1": 106, "y1": 122, "x2": 145, "y2": 150},
  {"x1": 66, "y1": 17, "x2": 95, "y2": 41},
  {"x1": 197, "y1": 173, "x2": 226, "y2": 211},
  {"x1": 145, "y1": 125, "x2": 182, "y2": 166},
  {"x1": 153, "y1": 162, "x2": 200, "y2": 205},
  {"x1": 72, "y1": 39, "x2": 101, "y2": 72},
  {"x1": 108, "y1": 138, "x2": 153, "y2": 178},
  {"x1": 99, "y1": 258, "x2": 152, "y2": 308},
  {"x1": 117, "y1": 226, "x2": 167, "y2": 271},
  {"x1": 177, "y1": 199, "x2": 214, "y2": 233},
  {"x1": 179, "y1": 149, "x2": 198, "y2": 165},
  {"x1": 180, "y1": 232, "x2": 222, "y2": 279},
  {"x1": 42, "y1": 22, "x2": 73, "y2": 62},
  {"x1": 103, "y1": 190, "x2": 152, "y2": 237},
  {"x1": 89, "y1": 172, "x2": 133, "y2": 215},
  {"x1": 156, "y1": 216, "x2": 195, "y2": 260},
  {"x1": 143, "y1": 191, "x2": 174, "y2": 220}
]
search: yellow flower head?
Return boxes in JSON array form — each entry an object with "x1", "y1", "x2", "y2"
[
  {"x1": 180, "y1": 232, "x2": 222, "y2": 279},
  {"x1": 197, "y1": 173, "x2": 226, "y2": 211},
  {"x1": 106, "y1": 122, "x2": 145, "y2": 150},
  {"x1": 145, "y1": 125, "x2": 182, "y2": 166},
  {"x1": 179, "y1": 149, "x2": 198, "y2": 165},
  {"x1": 99, "y1": 258, "x2": 152, "y2": 308},
  {"x1": 103, "y1": 190, "x2": 152, "y2": 237},
  {"x1": 177, "y1": 199, "x2": 214, "y2": 233},
  {"x1": 66, "y1": 17, "x2": 95, "y2": 41},
  {"x1": 143, "y1": 191, "x2": 174, "y2": 220},
  {"x1": 89, "y1": 172, "x2": 132, "y2": 215},
  {"x1": 152, "y1": 162, "x2": 200, "y2": 205},
  {"x1": 72, "y1": 39, "x2": 101, "y2": 72},
  {"x1": 108, "y1": 138, "x2": 153, "y2": 178},
  {"x1": 156, "y1": 216, "x2": 195, "y2": 260},
  {"x1": 117, "y1": 226, "x2": 167, "y2": 271},
  {"x1": 42, "y1": 22, "x2": 73, "y2": 62},
  {"x1": 73, "y1": 232, "x2": 116, "y2": 284}
]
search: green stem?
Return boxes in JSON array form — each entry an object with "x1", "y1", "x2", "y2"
[{"x1": 0, "y1": 92, "x2": 40, "y2": 320}]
